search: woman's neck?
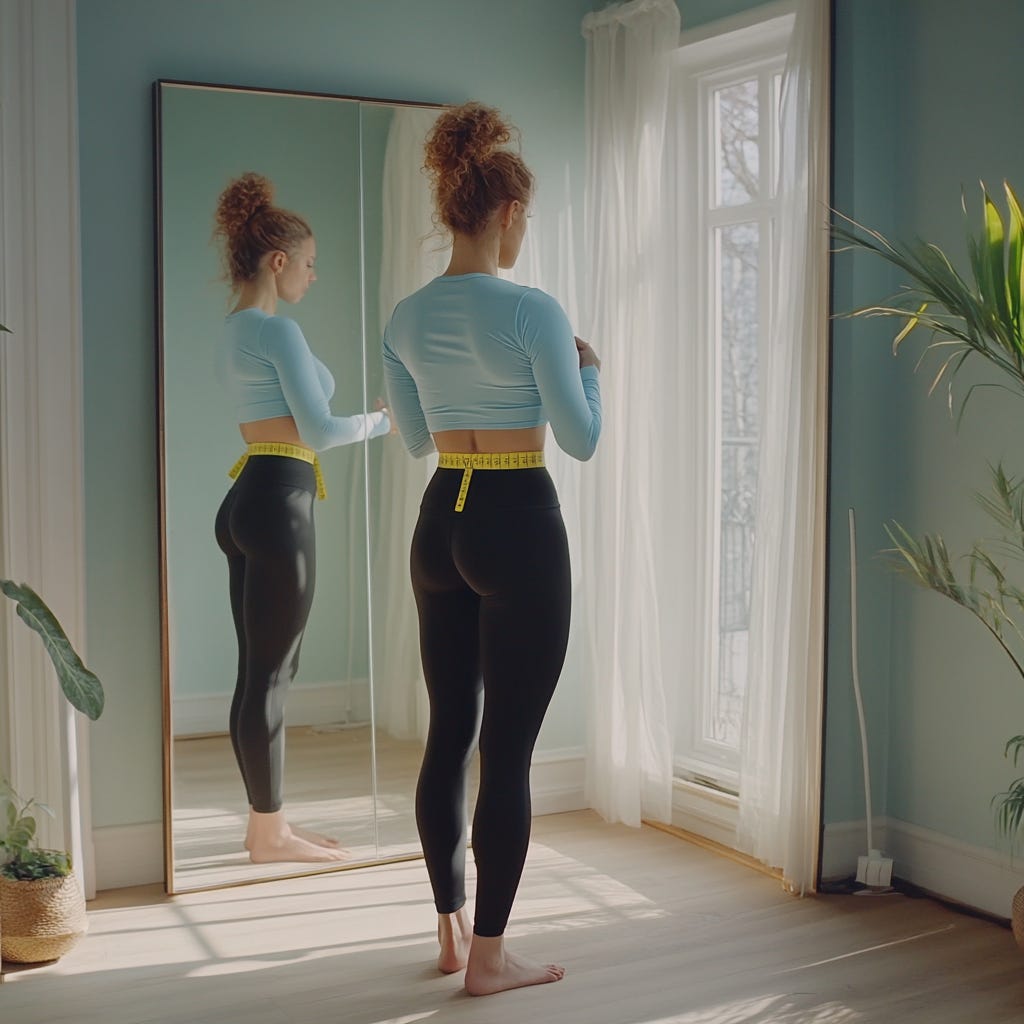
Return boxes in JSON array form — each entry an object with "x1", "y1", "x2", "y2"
[
  {"x1": 232, "y1": 275, "x2": 277, "y2": 315},
  {"x1": 444, "y1": 230, "x2": 500, "y2": 277}
]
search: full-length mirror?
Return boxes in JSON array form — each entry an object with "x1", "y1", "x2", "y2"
[{"x1": 156, "y1": 81, "x2": 445, "y2": 892}]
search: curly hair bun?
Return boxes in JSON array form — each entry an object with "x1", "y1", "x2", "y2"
[
  {"x1": 424, "y1": 102, "x2": 533, "y2": 237},
  {"x1": 214, "y1": 172, "x2": 274, "y2": 241},
  {"x1": 424, "y1": 102, "x2": 512, "y2": 178},
  {"x1": 212, "y1": 172, "x2": 312, "y2": 288}
]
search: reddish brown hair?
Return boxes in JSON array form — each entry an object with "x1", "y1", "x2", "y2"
[
  {"x1": 213, "y1": 172, "x2": 312, "y2": 288},
  {"x1": 424, "y1": 102, "x2": 534, "y2": 237}
]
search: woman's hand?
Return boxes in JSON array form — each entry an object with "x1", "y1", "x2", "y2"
[
  {"x1": 375, "y1": 396, "x2": 399, "y2": 435},
  {"x1": 575, "y1": 336, "x2": 601, "y2": 371}
]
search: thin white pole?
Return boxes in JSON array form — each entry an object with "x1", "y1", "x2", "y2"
[{"x1": 848, "y1": 508, "x2": 873, "y2": 853}]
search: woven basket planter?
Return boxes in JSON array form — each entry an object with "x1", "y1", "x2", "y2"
[
  {"x1": 1013, "y1": 886, "x2": 1024, "y2": 951},
  {"x1": 0, "y1": 869, "x2": 88, "y2": 963}
]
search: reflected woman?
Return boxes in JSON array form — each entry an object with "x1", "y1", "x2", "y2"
[
  {"x1": 383, "y1": 103, "x2": 602, "y2": 995},
  {"x1": 213, "y1": 172, "x2": 390, "y2": 864}
]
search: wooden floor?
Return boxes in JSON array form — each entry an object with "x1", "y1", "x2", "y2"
[{"x1": 4, "y1": 811, "x2": 1024, "y2": 1023}]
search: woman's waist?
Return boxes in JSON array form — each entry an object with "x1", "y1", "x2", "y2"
[
  {"x1": 239, "y1": 415, "x2": 305, "y2": 448},
  {"x1": 228, "y1": 434, "x2": 322, "y2": 498},
  {"x1": 422, "y1": 458, "x2": 558, "y2": 513},
  {"x1": 432, "y1": 424, "x2": 546, "y2": 453}
]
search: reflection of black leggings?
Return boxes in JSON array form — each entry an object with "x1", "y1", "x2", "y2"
[
  {"x1": 214, "y1": 455, "x2": 317, "y2": 814},
  {"x1": 411, "y1": 466, "x2": 571, "y2": 938}
]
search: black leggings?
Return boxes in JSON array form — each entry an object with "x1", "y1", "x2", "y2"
[
  {"x1": 411, "y1": 466, "x2": 571, "y2": 937},
  {"x1": 214, "y1": 455, "x2": 317, "y2": 814}
]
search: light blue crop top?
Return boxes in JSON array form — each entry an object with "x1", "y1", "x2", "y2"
[
  {"x1": 217, "y1": 308, "x2": 389, "y2": 452},
  {"x1": 382, "y1": 274, "x2": 602, "y2": 460}
]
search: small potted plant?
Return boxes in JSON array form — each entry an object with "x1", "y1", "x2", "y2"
[
  {"x1": 0, "y1": 579, "x2": 103, "y2": 966},
  {"x1": 0, "y1": 780, "x2": 88, "y2": 963}
]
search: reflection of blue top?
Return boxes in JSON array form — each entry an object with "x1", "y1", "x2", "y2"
[
  {"x1": 382, "y1": 274, "x2": 602, "y2": 460},
  {"x1": 218, "y1": 308, "x2": 389, "y2": 452}
]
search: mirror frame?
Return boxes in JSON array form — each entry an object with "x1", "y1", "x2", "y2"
[{"x1": 153, "y1": 78, "x2": 444, "y2": 894}]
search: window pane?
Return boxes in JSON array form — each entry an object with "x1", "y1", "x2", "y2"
[
  {"x1": 715, "y1": 79, "x2": 759, "y2": 207},
  {"x1": 713, "y1": 221, "x2": 760, "y2": 748}
]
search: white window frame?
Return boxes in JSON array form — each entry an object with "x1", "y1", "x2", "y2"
[{"x1": 669, "y1": 3, "x2": 794, "y2": 833}]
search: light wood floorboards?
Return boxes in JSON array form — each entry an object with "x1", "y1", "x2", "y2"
[{"x1": 3, "y1": 811, "x2": 1023, "y2": 1023}]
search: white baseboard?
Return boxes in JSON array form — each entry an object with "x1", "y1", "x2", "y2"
[
  {"x1": 820, "y1": 817, "x2": 890, "y2": 881},
  {"x1": 531, "y1": 748, "x2": 586, "y2": 815},
  {"x1": 92, "y1": 821, "x2": 164, "y2": 892},
  {"x1": 671, "y1": 777, "x2": 740, "y2": 849},
  {"x1": 822, "y1": 816, "x2": 1024, "y2": 919},
  {"x1": 172, "y1": 679, "x2": 371, "y2": 737}
]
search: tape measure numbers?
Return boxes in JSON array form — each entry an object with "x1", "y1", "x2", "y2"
[
  {"x1": 437, "y1": 451, "x2": 545, "y2": 512},
  {"x1": 228, "y1": 442, "x2": 327, "y2": 500}
]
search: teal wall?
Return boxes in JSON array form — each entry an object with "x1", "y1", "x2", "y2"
[
  {"x1": 78, "y1": 0, "x2": 595, "y2": 830},
  {"x1": 824, "y1": 0, "x2": 904, "y2": 829},
  {"x1": 826, "y1": 0, "x2": 1024, "y2": 854}
]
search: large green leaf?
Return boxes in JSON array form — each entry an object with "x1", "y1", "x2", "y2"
[
  {"x1": 1006, "y1": 182, "x2": 1024, "y2": 338},
  {"x1": 982, "y1": 186, "x2": 1011, "y2": 331},
  {"x1": 0, "y1": 579, "x2": 104, "y2": 720},
  {"x1": 833, "y1": 185, "x2": 1024, "y2": 414}
]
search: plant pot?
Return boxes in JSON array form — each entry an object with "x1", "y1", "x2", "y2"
[
  {"x1": 0, "y1": 868, "x2": 88, "y2": 963},
  {"x1": 1013, "y1": 885, "x2": 1024, "y2": 951}
]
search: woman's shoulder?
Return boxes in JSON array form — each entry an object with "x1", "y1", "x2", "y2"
[
  {"x1": 514, "y1": 285, "x2": 570, "y2": 325},
  {"x1": 261, "y1": 312, "x2": 305, "y2": 339},
  {"x1": 245, "y1": 312, "x2": 307, "y2": 357}
]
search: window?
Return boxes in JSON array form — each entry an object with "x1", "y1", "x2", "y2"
[{"x1": 672, "y1": 12, "x2": 792, "y2": 797}]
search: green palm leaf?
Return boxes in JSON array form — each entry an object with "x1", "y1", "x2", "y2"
[
  {"x1": 1004, "y1": 182, "x2": 1024, "y2": 333},
  {"x1": 833, "y1": 183, "x2": 1024, "y2": 414},
  {"x1": 0, "y1": 579, "x2": 104, "y2": 720}
]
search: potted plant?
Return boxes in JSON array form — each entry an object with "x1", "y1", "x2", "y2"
[
  {"x1": 834, "y1": 181, "x2": 1024, "y2": 940},
  {"x1": 0, "y1": 579, "x2": 104, "y2": 965},
  {"x1": 0, "y1": 780, "x2": 87, "y2": 962}
]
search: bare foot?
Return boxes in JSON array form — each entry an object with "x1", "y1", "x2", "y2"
[
  {"x1": 465, "y1": 935, "x2": 565, "y2": 996},
  {"x1": 244, "y1": 808, "x2": 348, "y2": 864},
  {"x1": 437, "y1": 907, "x2": 473, "y2": 974},
  {"x1": 245, "y1": 824, "x2": 341, "y2": 851},
  {"x1": 247, "y1": 831, "x2": 349, "y2": 864}
]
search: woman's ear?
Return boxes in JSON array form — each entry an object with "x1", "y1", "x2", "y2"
[
  {"x1": 267, "y1": 250, "x2": 287, "y2": 275},
  {"x1": 501, "y1": 200, "x2": 521, "y2": 231}
]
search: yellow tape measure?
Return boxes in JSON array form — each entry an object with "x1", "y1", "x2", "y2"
[
  {"x1": 228, "y1": 442, "x2": 327, "y2": 500},
  {"x1": 437, "y1": 451, "x2": 545, "y2": 512}
]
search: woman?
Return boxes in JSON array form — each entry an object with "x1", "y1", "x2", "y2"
[
  {"x1": 213, "y1": 172, "x2": 390, "y2": 864},
  {"x1": 383, "y1": 103, "x2": 602, "y2": 996}
]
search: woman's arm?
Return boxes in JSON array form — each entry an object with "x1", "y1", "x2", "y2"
[
  {"x1": 383, "y1": 326, "x2": 436, "y2": 458},
  {"x1": 260, "y1": 316, "x2": 389, "y2": 451},
  {"x1": 518, "y1": 289, "x2": 602, "y2": 461}
]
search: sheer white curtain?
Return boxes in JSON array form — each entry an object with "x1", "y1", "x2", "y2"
[
  {"x1": 580, "y1": 0, "x2": 680, "y2": 826},
  {"x1": 737, "y1": 0, "x2": 831, "y2": 893},
  {"x1": 371, "y1": 105, "x2": 446, "y2": 741}
]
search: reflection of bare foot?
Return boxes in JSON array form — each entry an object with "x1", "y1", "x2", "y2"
[
  {"x1": 437, "y1": 907, "x2": 473, "y2": 974},
  {"x1": 244, "y1": 808, "x2": 349, "y2": 864},
  {"x1": 245, "y1": 824, "x2": 341, "y2": 851},
  {"x1": 465, "y1": 935, "x2": 565, "y2": 996}
]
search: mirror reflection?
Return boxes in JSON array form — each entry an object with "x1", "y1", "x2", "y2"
[{"x1": 157, "y1": 82, "x2": 445, "y2": 891}]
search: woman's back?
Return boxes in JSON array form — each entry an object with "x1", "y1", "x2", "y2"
[{"x1": 384, "y1": 274, "x2": 601, "y2": 460}]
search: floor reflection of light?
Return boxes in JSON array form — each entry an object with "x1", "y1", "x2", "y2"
[
  {"x1": 635, "y1": 995, "x2": 860, "y2": 1023},
  {"x1": 777, "y1": 923, "x2": 956, "y2": 972},
  {"x1": 365, "y1": 1014, "x2": 437, "y2": 1024}
]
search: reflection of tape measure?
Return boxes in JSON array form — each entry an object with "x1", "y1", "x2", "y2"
[
  {"x1": 437, "y1": 451, "x2": 545, "y2": 512},
  {"x1": 228, "y1": 442, "x2": 327, "y2": 500}
]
